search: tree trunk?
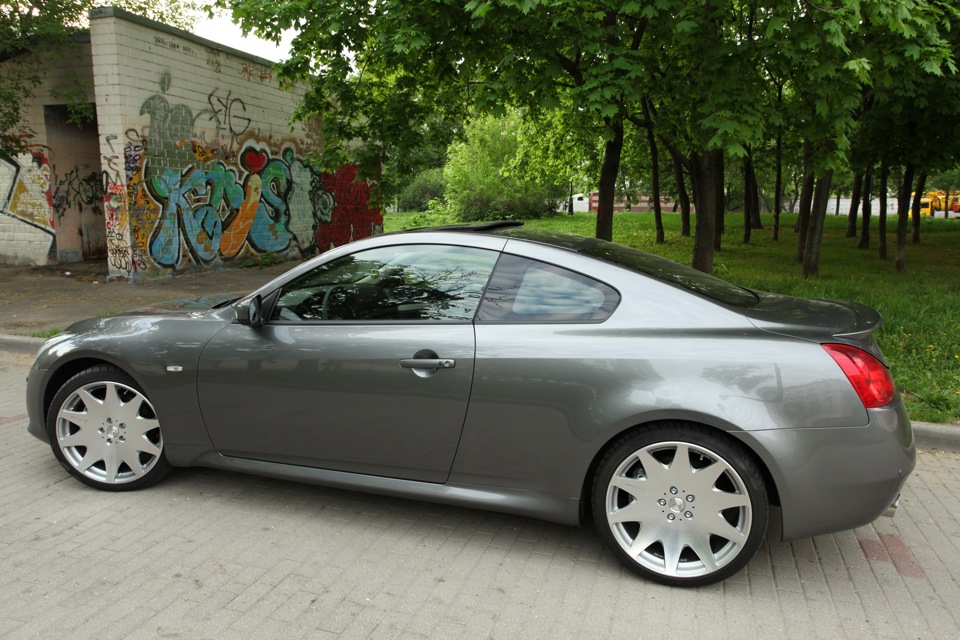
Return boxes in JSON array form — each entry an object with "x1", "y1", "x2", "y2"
[
  {"x1": 742, "y1": 157, "x2": 752, "y2": 244},
  {"x1": 878, "y1": 164, "x2": 888, "y2": 259},
  {"x1": 773, "y1": 134, "x2": 782, "y2": 242},
  {"x1": 595, "y1": 118, "x2": 624, "y2": 241},
  {"x1": 803, "y1": 171, "x2": 834, "y2": 277},
  {"x1": 714, "y1": 153, "x2": 725, "y2": 252},
  {"x1": 911, "y1": 172, "x2": 927, "y2": 244},
  {"x1": 690, "y1": 149, "x2": 722, "y2": 273},
  {"x1": 642, "y1": 100, "x2": 664, "y2": 243},
  {"x1": 846, "y1": 173, "x2": 862, "y2": 237},
  {"x1": 896, "y1": 164, "x2": 916, "y2": 272},
  {"x1": 672, "y1": 152, "x2": 692, "y2": 237},
  {"x1": 859, "y1": 170, "x2": 872, "y2": 249},
  {"x1": 796, "y1": 139, "x2": 814, "y2": 261},
  {"x1": 747, "y1": 156, "x2": 762, "y2": 229}
]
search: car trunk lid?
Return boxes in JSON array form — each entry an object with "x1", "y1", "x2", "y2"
[{"x1": 741, "y1": 291, "x2": 887, "y2": 361}]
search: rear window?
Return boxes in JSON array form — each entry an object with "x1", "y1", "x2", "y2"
[{"x1": 493, "y1": 228, "x2": 759, "y2": 308}]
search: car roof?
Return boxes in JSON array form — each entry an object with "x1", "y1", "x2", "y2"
[
  {"x1": 397, "y1": 221, "x2": 599, "y2": 252},
  {"x1": 399, "y1": 220, "x2": 525, "y2": 234}
]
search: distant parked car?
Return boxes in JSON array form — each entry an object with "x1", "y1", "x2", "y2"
[{"x1": 26, "y1": 222, "x2": 914, "y2": 586}]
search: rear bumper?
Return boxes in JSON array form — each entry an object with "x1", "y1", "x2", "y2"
[{"x1": 736, "y1": 398, "x2": 914, "y2": 541}]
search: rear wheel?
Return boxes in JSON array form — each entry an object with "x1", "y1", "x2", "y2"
[
  {"x1": 47, "y1": 365, "x2": 171, "y2": 491},
  {"x1": 592, "y1": 423, "x2": 768, "y2": 587}
]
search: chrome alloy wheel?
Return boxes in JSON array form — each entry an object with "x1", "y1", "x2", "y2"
[
  {"x1": 55, "y1": 379, "x2": 163, "y2": 485},
  {"x1": 603, "y1": 440, "x2": 754, "y2": 580}
]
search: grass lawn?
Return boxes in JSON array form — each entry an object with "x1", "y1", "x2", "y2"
[{"x1": 384, "y1": 210, "x2": 960, "y2": 424}]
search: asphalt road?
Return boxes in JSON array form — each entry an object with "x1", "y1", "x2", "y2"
[{"x1": 2, "y1": 350, "x2": 959, "y2": 639}]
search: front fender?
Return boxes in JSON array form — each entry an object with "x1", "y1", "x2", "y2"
[{"x1": 27, "y1": 312, "x2": 234, "y2": 453}]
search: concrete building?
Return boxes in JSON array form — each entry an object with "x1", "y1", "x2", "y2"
[{"x1": 1, "y1": 7, "x2": 382, "y2": 280}]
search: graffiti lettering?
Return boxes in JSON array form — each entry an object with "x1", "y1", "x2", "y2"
[
  {"x1": 54, "y1": 167, "x2": 105, "y2": 219},
  {"x1": 205, "y1": 48, "x2": 222, "y2": 73},
  {"x1": 206, "y1": 89, "x2": 251, "y2": 144},
  {"x1": 153, "y1": 36, "x2": 197, "y2": 56},
  {"x1": 102, "y1": 81, "x2": 382, "y2": 278},
  {"x1": 238, "y1": 63, "x2": 273, "y2": 83},
  {"x1": 0, "y1": 152, "x2": 55, "y2": 233}
]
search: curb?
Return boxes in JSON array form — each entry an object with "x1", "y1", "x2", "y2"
[
  {"x1": 913, "y1": 421, "x2": 960, "y2": 453},
  {"x1": 1, "y1": 332, "x2": 957, "y2": 452},
  {"x1": 0, "y1": 335, "x2": 44, "y2": 355}
]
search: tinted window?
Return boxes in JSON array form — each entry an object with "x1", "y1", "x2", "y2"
[
  {"x1": 491, "y1": 227, "x2": 759, "y2": 307},
  {"x1": 270, "y1": 245, "x2": 498, "y2": 322},
  {"x1": 477, "y1": 254, "x2": 619, "y2": 323}
]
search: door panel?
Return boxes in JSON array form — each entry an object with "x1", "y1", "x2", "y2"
[{"x1": 197, "y1": 323, "x2": 476, "y2": 483}]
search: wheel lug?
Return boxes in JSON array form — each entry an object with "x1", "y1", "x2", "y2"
[
  {"x1": 119, "y1": 423, "x2": 126, "y2": 429},
  {"x1": 98, "y1": 428, "x2": 105, "y2": 434},
  {"x1": 685, "y1": 511, "x2": 693, "y2": 518},
  {"x1": 686, "y1": 495, "x2": 695, "y2": 502},
  {"x1": 667, "y1": 513, "x2": 676, "y2": 521},
  {"x1": 119, "y1": 436, "x2": 125, "y2": 442},
  {"x1": 658, "y1": 499, "x2": 667, "y2": 506},
  {"x1": 670, "y1": 486, "x2": 678, "y2": 495}
]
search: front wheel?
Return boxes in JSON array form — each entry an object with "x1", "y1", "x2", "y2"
[
  {"x1": 592, "y1": 424, "x2": 768, "y2": 587},
  {"x1": 47, "y1": 365, "x2": 171, "y2": 491}
]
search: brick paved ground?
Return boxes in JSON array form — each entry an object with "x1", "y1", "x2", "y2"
[{"x1": 1, "y1": 349, "x2": 958, "y2": 640}]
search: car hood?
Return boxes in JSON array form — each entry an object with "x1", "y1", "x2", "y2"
[
  {"x1": 64, "y1": 297, "x2": 238, "y2": 336},
  {"x1": 741, "y1": 291, "x2": 885, "y2": 357},
  {"x1": 117, "y1": 294, "x2": 241, "y2": 314}
]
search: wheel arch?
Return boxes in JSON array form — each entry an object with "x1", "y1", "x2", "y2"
[
  {"x1": 578, "y1": 418, "x2": 782, "y2": 526},
  {"x1": 41, "y1": 357, "x2": 137, "y2": 425}
]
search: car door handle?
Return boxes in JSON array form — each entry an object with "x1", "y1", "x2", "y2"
[{"x1": 400, "y1": 358, "x2": 456, "y2": 370}]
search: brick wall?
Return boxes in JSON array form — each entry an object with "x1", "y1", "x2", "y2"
[
  {"x1": 1, "y1": 37, "x2": 98, "y2": 264},
  {"x1": 2, "y1": 7, "x2": 382, "y2": 280}
]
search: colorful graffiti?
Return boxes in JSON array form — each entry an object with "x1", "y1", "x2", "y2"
[
  {"x1": 104, "y1": 73, "x2": 382, "y2": 278},
  {"x1": 0, "y1": 152, "x2": 56, "y2": 233}
]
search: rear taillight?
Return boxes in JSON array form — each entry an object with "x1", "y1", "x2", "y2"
[{"x1": 822, "y1": 343, "x2": 896, "y2": 408}]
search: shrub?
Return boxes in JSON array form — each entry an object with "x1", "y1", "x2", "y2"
[
  {"x1": 398, "y1": 168, "x2": 446, "y2": 212},
  {"x1": 444, "y1": 114, "x2": 565, "y2": 222}
]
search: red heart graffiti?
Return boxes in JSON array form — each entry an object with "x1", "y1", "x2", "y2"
[{"x1": 242, "y1": 149, "x2": 268, "y2": 174}]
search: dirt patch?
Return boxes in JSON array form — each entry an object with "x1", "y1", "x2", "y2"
[{"x1": 0, "y1": 261, "x2": 293, "y2": 335}]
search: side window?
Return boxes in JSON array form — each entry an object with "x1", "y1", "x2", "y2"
[
  {"x1": 477, "y1": 254, "x2": 620, "y2": 323},
  {"x1": 269, "y1": 244, "x2": 499, "y2": 322}
]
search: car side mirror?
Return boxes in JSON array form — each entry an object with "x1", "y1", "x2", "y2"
[{"x1": 236, "y1": 294, "x2": 264, "y2": 327}]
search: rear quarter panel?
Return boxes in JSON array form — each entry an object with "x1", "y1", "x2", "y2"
[{"x1": 450, "y1": 246, "x2": 869, "y2": 499}]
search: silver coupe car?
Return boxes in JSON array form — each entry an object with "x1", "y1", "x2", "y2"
[{"x1": 26, "y1": 222, "x2": 914, "y2": 586}]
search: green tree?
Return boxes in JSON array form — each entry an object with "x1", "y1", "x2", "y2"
[
  {"x1": 442, "y1": 112, "x2": 564, "y2": 221},
  {"x1": 221, "y1": 0, "x2": 955, "y2": 274}
]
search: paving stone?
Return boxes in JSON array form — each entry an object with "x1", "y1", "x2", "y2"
[{"x1": 2, "y1": 350, "x2": 960, "y2": 639}]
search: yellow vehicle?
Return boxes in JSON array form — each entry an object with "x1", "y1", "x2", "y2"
[{"x1": 923, "y1": 191, "x2": 960, "y2": 216}]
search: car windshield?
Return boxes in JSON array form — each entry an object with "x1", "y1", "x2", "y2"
[{"x1": 494, "y1": 227, "x2": 759, "y2": 307}]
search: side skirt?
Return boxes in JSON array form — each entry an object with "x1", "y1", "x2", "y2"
[{"x1": 191, "y1": 451, "x2": 582, "y2": 526}]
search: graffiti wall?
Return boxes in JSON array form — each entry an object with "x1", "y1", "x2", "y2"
[
  {"x1": 0, "y1": 152, "x2": 57, "y2": 264},
  {"x1": 88, "y1": 10, "x2": 382, "y2": 280},
  {"x1": 1, "y1": 7, "x2": 382, "y2": 277},
  {"x1": 103, "y1": 79, "x2": 382, "y2": 278},
  {"x1": 1, "y1": 34, "x2": 101, "y2": 265}
]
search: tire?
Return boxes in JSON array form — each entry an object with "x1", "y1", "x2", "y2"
[
  {"x1": 47, "y1": 365, "x2": 171, "y2": 491},
  {"x1": 592, "y1": 423, "x2": 768, "y2": 587}
]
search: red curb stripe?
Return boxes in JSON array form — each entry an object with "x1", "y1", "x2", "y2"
[{"x1": 0, "y1": 413, "x2": 27, "y2": 425}]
